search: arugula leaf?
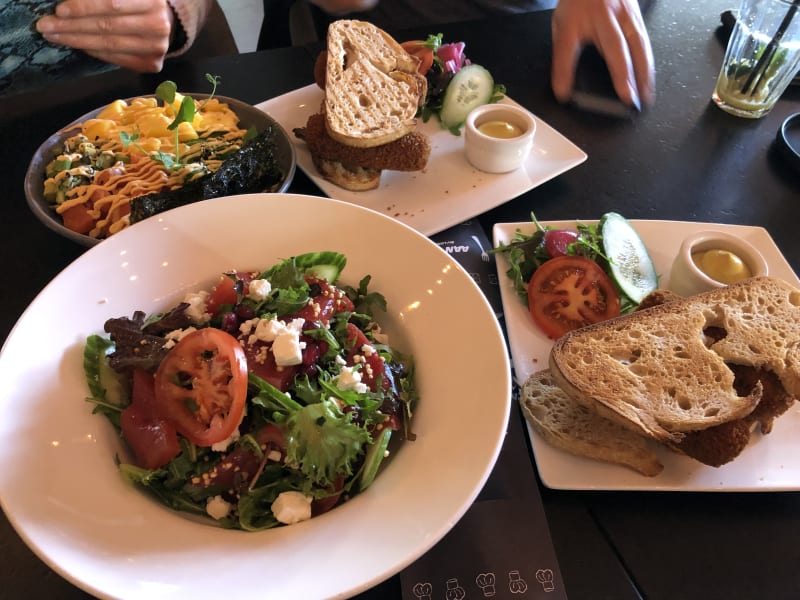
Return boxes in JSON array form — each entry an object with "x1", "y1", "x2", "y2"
[
  {"x1": 119, "y1": 463, "x2": 208, "y2": 517},
  {"x1": 489, "y1": 218, "x2": 549, "y2": 300},
  {"x1": 249, "y1": 372, "x2": 304, "y2": 420},
  {"x1": 341, "y1": 274, "x2": 387, "y2": 316}
]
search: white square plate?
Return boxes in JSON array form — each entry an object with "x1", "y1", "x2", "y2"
[
  {"x1": 494, "y1": 219, "x2": 800, "y2": 491},
  {"x1": 258, "y1": 85, "x2": 586, "y2": 236}
]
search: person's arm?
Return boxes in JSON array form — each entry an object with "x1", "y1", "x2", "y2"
[
  {"x1": 550, "y1": 0, "x2": 655, "y2": 108},
  {"x1": 167, "y1": 0, "x2": 214, "y2": 57},
  {"x1": 35, "y1": 0, "x2": 213, "y2": 73}
]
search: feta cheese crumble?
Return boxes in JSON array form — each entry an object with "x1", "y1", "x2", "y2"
[
  {"x1": 206, "y1": 495, "x2": 232, "y2": 520},
  {"x1": 182, "y1": 290, "x2": 211, "y2": 324},
  {"x1": 247, "y1": 278, "x2": 272, "y2": 301},
  {"x1": 163, "y1": 326, "x2": 198, "y2": 349},
  {"x1": 335, "y1": 365, "x2": 368, "y2": 394},
  {"x1": 241, "y1": 317, "x2": 307, "y2": 367},
  {"x1": 271, "y1": 491, "x2": 312, "y2": 524}
]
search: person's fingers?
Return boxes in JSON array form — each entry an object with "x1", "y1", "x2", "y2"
[
  {"x1": 39, "y1": 30, "x2": 171, "y2": 55},
  {"x1": 606, "y1": 2, "x2": 655, "y2": 105},
  {"x1": 84, "y1": 49, "x2": 165, "y2": 72},
  {"x1": 37, "y1": 0, "x2": 172, "y2": 39},
  {"x1": 592, "y1": 16, "x2": 641, "y2": 108},
  {"x1": 622, "y1": 22, "x2": 655, "y2": 105},
  {"x1": 550, "y1": 0, "x2": 655, "y2": 107},
  {"x1": 54, "y1": 0, "x2": 164, "y2": 18},
  {"x1": 550, "y1": 10, "x2": 583, "y2": 102},
  {"x1": 35, "y1": 0, "x2": 173, "y2": 64}
]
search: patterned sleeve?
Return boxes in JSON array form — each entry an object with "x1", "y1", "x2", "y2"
[{"x1": 166, "y1": 0, "x2": 215, "y2": 57}]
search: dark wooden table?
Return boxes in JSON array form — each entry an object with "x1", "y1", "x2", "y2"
[{"x1": 2, "y1": 1, "x2": 799, "y2": 598}]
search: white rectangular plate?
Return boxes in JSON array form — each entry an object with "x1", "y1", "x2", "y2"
[
  {"x1": 258, "y1": 85, "x2": 587, "y2": 236},
  {"x1": 493, "y1": 219, "x2": 800, "y2": 491}
]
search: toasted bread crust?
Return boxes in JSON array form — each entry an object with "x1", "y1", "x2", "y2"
[
  {"x1": 521, "y1": 370, "x2": 664, "y2": 476},
  {"x1": 324, "y1": 19, "x2": 427, "y2": 148},
  {"x1": 549, "y1": 276, "x2": 800, "y2": 444}
]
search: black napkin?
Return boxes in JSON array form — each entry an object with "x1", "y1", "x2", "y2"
[
  {"x1": 399, "y1": 498, "x2": 567, "y2": 600},
  {"x1": 431, "y1": 220, "x2": 504, "y2": 319},
  {"x1": 399, "y1": 382, "x2": 567, "y2": 600}
]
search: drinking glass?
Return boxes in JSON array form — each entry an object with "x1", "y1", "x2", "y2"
[{"x1": 712, "y1": 0, "x2": 800, "y2": 118}]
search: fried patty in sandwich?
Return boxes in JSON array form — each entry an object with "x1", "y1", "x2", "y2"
[{"x1": 294, "y1": 112, "x2": 430, "y2": 172}]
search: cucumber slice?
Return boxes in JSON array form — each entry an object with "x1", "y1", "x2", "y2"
[
  {"x1": 305, "y1": 263, "x2": 342, "y2": 284},
  {"x1": 84, "y1": 334, "x2": 129, "y2": 408},
  {"x1": 599, "y1": 212, "x2": 658, "y2": 303},
  {"x1": 294, "y1": 251, "x2": 347, "y2": 283},
  {"x1": 439, "y1": 64, "x2": 495, "y2": 130}
]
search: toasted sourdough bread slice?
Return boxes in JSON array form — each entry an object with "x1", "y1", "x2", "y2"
[
  {"x1": 521, "y1": 370, "x2": 664, "y2": 476},
  {"x1": 324, "y1": 19, "x2": 427, "y2": 148},
  {"x1": 548, "y1": 276, "x2": 800, "y2": 445}
]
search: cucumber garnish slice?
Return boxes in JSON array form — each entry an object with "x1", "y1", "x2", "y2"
[
  {"x1": 600, "y1": 212, "x2": 658, "y2": 303},
  {"x1": 439, "y1": 64, "x2": 495, "y2": 130}
]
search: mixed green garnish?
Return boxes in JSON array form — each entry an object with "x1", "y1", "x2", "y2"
[
  {"x1": 83, "y1": 252, "x2": 418, "y2": 530},
  {"x1": 492, "y1": 212, "x2": 658, "y2": 315}
]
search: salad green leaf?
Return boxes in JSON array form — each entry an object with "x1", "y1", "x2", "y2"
[{"x1": 285, "y1": 399, "x2": 372, "y2": 492}]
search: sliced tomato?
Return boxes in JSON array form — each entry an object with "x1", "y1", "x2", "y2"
[
  {"x1": 401, "y1": 40, "x2": 434, "y2": 75},
  {"x1": 206, "y1": 271, "x2": 255, "y2": 317},
  {"x1": 344, "y1": 323, "x2": 389, "y2": 393},
  {"x1": 288, "y1": 278, "x2": 355, "y2": 327},
  {"x1": 120, "y1": 368, "x2": 180, "y2": 469},
  {"x1": 154, "y1": 328, "x2": 248, "y2": 446},
  {"x1": 312, "y1": 475, "x2": 344, "y2": 517},
  {"x1": 206, "y1": 275, "x2": 238, "y2": 317},
  {"x1": 527, "y1": 255, "x2": 621, "y2": 339},
  {"x1": 61, "y1": 204, "x2": 96, "y2": 234},
  {"x1": 193, "y1": 425, "x2": 286, "y2": 493},
  {"x1": 243, "y1": 340, "x2": 299, "y2": 392}
]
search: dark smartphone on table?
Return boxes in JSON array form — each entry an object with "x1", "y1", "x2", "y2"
[{"x1": 570, "y1": 45, "x2": 639, "y2": 119}]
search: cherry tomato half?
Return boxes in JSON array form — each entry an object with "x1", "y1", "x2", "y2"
[
  {"x1": 154, "y1": 328, "x2": 248, "y2": 446},
  {"x1": 401, "y1": 40, "x2": 434, "y2": 75},
  {"x1": 527, "y1": 255, "x2": 621, "y2": 339}
]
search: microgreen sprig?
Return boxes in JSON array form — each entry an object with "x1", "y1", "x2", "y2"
[{"x1": 120, "y1": 73, "x2": 221, "y2": 171}]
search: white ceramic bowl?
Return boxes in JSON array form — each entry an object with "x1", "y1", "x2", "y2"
[
  {"x1": 669, "y1": 230, "x2": 769, "y2": 297},
  {"x1": 0, "y1": 193, "x2": 511, "y2": 600},
  {"x1": 464, "y1": 103, "x2": 536, "y2": 173}
]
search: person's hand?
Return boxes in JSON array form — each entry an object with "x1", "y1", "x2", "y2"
[
  {"x1": 551, "y1": 0, "x2": 655, "y2": 109},
  {"x1": 35, "y1": 0, "x2": 177, "y2": 73}
]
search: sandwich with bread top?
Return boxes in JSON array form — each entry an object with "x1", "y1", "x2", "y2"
[
  {"x1": 520, "y1": 275, "x2": 800, "y2": 474},
  {"x1": 294, "y1": 19, "x2": 431, "y2": 191}
]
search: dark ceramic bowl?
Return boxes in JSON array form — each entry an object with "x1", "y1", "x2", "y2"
[{"x1": 24, "y1": 94, "x2": 296, "y2": 246}]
